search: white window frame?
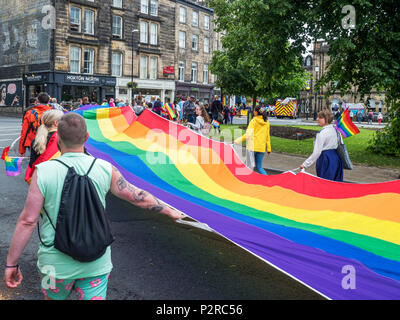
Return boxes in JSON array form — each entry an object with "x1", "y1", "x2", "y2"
[
  {"x1": 204, "y1": 37, "x2": 209, "y2": 53},
  {"x1": 150, "y1": 0, "x2": 158, "y2": 16},
  {"x1": 149, "y1": 23, "x2": 158, "y2": 45},
  {"x1": 84, "y1": 9, "x2": 95, "y2": 35},
  {"x1": 83, "y1": 48, "x2": 95, "y2": 74},
  {"x1": 191, "y1": 62, "x2": 198, "y2": 83},
  {"x1": 141, "y1": 0, "x2": 148, "y2": 14},
  {"x1": 70, "y1": 6, "x2": 81, "y2": 32},
  {"x1": 192, "y1": 11, "x2": 198, "y2": 27},
  {"x1": 112, "y1": 52, "x2": 123, "y2": 77},
  {"x1": 149, "y1": 57, "x2": 158, "y2": 80},
  {"x1": 179, "y1": 7, "x2": 186, "y2": 23},
  {"x1": 204, "y1": 15, "x2": 210, "y2": 30},
  {"x1": 178, "y1": 61, "x2": 185, "y2": 82},
  {"x1": 70, "y1": 46, "x2": 81, "y2": 74},
  {"x1": 203, "y1": 64, "x2": 209, "y2": 84},
  {"x1": 140, "y1": 21, "x2": 148, "y2": 43},
  {"x1": 179, "y1": 31, "x2": 186, "y2": 48},
  {"x1": 112, "y1": 16, "x2": 123, "y2": 38},
  {"x1": 113, "y1": 0, "x2": 123, "y2": 8},
  {"x1": 192, "y1": 34, "x2": 198, "y2": 51},
  {"x1": 140, "y1": 55, "x2": 148, "y2": 79}
]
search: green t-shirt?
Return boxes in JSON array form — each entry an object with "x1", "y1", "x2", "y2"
[{"x1": 36, "y1": 152, "x2": 113, "y2": 279}]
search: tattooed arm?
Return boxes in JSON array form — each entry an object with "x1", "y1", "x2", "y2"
[{"x1": 110, "y1": 166, "x2": 183, "y2": 221}]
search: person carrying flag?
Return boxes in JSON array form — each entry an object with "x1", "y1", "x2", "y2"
[
  {"x1": 19, "y1": 93, "x2": 54, "y2": 156},
  {"x1": 300, "y1": 108, "x2": 343, "y2": 182}
]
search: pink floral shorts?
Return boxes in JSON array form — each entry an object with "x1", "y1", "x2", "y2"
[{"x1": 40, "y1": 273, "x2": 110, "y2": 300}]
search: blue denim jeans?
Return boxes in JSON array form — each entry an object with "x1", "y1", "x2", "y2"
[{"x1": 254, "y1": 152, "x2": 267, "y2": 175}]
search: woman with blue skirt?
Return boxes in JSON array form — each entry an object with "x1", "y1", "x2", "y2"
[{"x1": 300, "y1": 108, "x2": 343, "y2": 182}]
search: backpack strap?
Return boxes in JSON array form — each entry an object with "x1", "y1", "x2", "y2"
[
  {"x1": 53, "y1": 159, "x2": 71, "y2": 169},
  {"x1": 37, "y1": 207, "x2": 56, "y2": 248},
  {"x1": 86, "y1": 158, "x2": 97, "y2": 176}
]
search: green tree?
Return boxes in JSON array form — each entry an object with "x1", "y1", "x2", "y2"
[
  {"x1": 305, "y1": 0, "x2": 400, "y2": 157},
  {"x1": 209, "y1": 0, "x2": 309, "y2": 108}
]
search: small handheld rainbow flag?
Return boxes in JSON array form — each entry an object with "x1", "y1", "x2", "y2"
[
  {"x1": 1, "y1": 146, "x2": 24, "y2": 177},
  {"x1": 336, "y1": 109, "x2": 360, "y2": 138},
  {"x1": 163, "y1": 103, "x2": 176, "y2": 120},
  {"x1": 211, "y1": 120, "x2": 220, "y2": 128}
]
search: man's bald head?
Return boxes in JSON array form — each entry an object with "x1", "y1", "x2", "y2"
[{"x1": 58, "y1": 113, "x2": 88, "y2": 148}]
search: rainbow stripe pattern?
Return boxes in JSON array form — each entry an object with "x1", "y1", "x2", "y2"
[
  {"x1": 336, "y1": 109, "x2": 360, "y2": 138},
  {"x1": 76, "y1": 106, "x2": 400, "y2": 300},
  {"x1": 1, "y1": 146, "x2": 24, "y2": 177},
  {"x1": 163, "y1": 103, "x2": 176, "y2": 120}
]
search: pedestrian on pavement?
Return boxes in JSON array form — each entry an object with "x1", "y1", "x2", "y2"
[
  {"x1": 4, "y1": 112, "x2": 182, "y2": 300},
  {"x1": 357, "y1": 110, "x2": 363, "y2": 124},
  {"x1": 19, "y1": 92, "x2": 54, "y2": 156},
  {"x1": 378, "y1": 112, "x2": 383, "y2": 125},
  {"x1": 210, "y1": 96, "x2": 223, "y2": 123},
  {"x1": 368, "y1": 111, "x2": 374, "y2": 125},
  {"x1": 234, "y1": 105, "x2": 271, "y2": 175},
  {"x1": 300, "y1": 108, "x2": 343, "y2": 182},
  {"x1": 182, "y1": 96, "x2": 197, "y2": 124}
]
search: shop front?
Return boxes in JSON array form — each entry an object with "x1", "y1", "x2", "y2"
[
  {"x1": 116, "y1": 78, "x2": 175, "y2": 104},
  {"x1": 23, "y1": 72, "x2": 116, "y2": 107},
  {"x1": 175, "y1": 82, "x2": 215, "y2": 104}
]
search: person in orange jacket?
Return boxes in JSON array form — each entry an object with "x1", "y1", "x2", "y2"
[{"x1": 19, "y1": 93, "x2": 54, "y2": 156}]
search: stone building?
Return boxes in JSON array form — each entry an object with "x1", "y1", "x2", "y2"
[
  {"x1": 173, "y1": 0, "x2": 215, "y2": 103},
  {"x1": 299, "y1": 41, "x2": 387, "y2": 118},
  {"x1": 0, "y1": 0, "x2": 217, "y2": 108}
]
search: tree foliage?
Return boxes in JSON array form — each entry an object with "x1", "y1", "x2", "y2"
[
  {"x1": 209, "y1": 0, "x2": 309, "y2": 102},
  {"x1": 210, "y1": 0, "x2": 400, "y2": 156}
]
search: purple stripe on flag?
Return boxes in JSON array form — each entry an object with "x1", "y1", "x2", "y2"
[{"x1": 86, "y1": 143, "x2": 400, "y2": 300}]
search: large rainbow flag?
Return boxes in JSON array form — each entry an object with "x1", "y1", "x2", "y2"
[{"x1": 76, "y1": 106, "x2": 400, "y2": 300}]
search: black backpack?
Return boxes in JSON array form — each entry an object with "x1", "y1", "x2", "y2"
[{"x1": 38, "y1": 158, "x2": 115, "y2": 262}]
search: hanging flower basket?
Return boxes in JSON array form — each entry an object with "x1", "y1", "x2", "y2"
[{"x1": 127, "y1": 81, "x2": 137, "y2": 89}]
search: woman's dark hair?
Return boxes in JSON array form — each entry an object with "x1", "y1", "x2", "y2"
[{"x1": 255, "y1": 105, "x2": 268, "y2": 122}]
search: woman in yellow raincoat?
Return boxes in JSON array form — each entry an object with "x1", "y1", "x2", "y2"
[{"x1": 234, "y1": 105, "x2": 271, "y2": 175}]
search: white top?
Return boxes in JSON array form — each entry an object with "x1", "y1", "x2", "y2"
[
  {"x1": 302, "y1": 125, "x2": 339, "y2": 168},
  {"x1": 188, "y1": 116, "x2": 205, "y2": 135}
]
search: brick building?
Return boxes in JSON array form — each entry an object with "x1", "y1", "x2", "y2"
[{"x1": 0, "y1": 0, "x2": 217, "y2": 108}]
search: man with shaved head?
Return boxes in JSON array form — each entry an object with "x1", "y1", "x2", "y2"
[{"x1": 4, "y1": 112, "x2": 182, "y2": 300}]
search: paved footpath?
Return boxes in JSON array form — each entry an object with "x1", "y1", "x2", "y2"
[{"x1": 262, "y1": 151, "x2": 399, "y2": 183}]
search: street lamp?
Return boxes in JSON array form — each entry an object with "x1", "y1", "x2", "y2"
[
  {"x1": 314, "y1": 65, "x2": 319, "y2": 121},
  {"x1": 131, "y1": 29, "x2": 139, "y2": 103}
]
